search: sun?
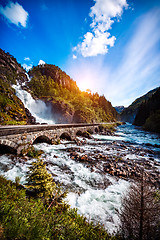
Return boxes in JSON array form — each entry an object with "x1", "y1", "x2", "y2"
[{"x1": 78, "y1": 79, "x2": 92, "y2": 92}]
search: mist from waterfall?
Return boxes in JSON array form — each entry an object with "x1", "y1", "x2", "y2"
[{"x1": 13, "y1": 84, "x2": 55, "y2": 124}]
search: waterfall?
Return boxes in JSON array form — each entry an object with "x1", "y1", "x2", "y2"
[
  {"x1": 25, "y1": 72, "x2": 31, "y2": 82},
  {"x1": 13, "y1": 84, "x2": 55, "y2": 124}
]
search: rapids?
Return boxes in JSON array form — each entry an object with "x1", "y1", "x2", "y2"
[
  {"x1": 0, "y1": 124, "x2": 159, "y2": 233},
  {"x1": 0, "y1": 85, "x2": 160, "y2": 233}
]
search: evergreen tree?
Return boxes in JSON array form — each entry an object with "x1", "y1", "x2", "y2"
[{"x1": 25, "y1": 158, "x2": 56, "y2": 201}]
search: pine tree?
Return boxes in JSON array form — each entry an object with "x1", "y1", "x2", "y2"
[{"x1": 25, "y1": 158, "x2": 56, "y2": 201}]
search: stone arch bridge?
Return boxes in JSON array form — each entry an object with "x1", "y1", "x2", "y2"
[{"x1": 0, "y1": 123, "x2": 101, "y2": 155}]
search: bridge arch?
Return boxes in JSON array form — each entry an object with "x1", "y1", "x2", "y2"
[
  {"x1": 60, "y1": 132, "x2": 72, "y2": 141},
  {"x1": 32, "y1": 134, "x2": 52, "y2": 145},
  {"x1": 76, "y1": 130, "x2": 83, "y2": 136},
  {"x1": 0, "y1": 139, "x2": 17, "y2": 154}
]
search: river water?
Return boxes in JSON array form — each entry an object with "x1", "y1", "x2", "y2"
[
  {"x1": 0, "y1": 123, "x2": 159, "y2": 233},
  {"x1": 0, "y1": 85, "x2": 160, "y2": 233}
]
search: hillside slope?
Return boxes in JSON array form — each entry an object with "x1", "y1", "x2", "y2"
[
  {"x1": 0, "y1": 49, "x2": 117, "y2": 124},
  {"x1": 27, "y1": 64, "x2": 117, "y2": 123},
  {"x1": 120, "y1": 88, "x2": 158, "y2": 123},
  {"x1": 0, "y1": 48, "x2": 35, "y2": 125},
  {"x1": 133, "y1": 87, "x2": 160, "y2": 133}
]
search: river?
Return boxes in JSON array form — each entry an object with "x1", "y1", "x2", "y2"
[
  {"x1": 0, "y1": 123, "x2": 159, "y2": 233},
  {"x1": 1, "y1": 85, "x2": 160, "y2": 233}
]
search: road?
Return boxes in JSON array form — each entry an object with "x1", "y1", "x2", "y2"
[{"x1": 0, "y1": 123, "x2": 102, "y2": 136}]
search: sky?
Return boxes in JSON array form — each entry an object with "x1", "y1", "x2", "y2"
[{"x1": 0, "y1": 0, "x2": 160, "y2": 107}]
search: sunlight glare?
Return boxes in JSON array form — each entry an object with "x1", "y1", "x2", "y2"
[{"x1": 78, "y1": 79, "x2": 92, "y2": 92}]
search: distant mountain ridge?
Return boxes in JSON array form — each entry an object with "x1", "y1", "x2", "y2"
[
  {"x1": 114, "y1": 106, "x2": 125, "y2": 114},
  {"x1": 133, "y1": 87, "x2": 160, "y2": 133},
  {"x1": 120, "y1": 88, "x2": 159, "y2": 123}
]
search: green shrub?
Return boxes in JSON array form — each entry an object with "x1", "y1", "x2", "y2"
[
  {"x1": 143, "y1": 110, "x2": 160, "y2": 133},
  {"x1": 0, "y1": 176, "x2": 117, "y2": 240}
]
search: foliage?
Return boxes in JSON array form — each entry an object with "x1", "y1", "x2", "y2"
[
  {"x1": 99, "y1": 123, "x2": 118, "y2": 132},
  {"x1": 28, "y1": 65, "x2": 117, "y2": 123},
  {"x1": 0, "y1": 48, "x2": 30, "y2": 125},
  {"x1": 0, "y1": 175, "x2": 117, "y2": 240},
  {"x1": 27, "y1": 146, "x2": 44, "y2": 158},
  {"x1": 119, "y1": 176, "x2": 160, "y2": 240},
  {"x1": 120, "y1": 87, "x2": 159, "y2": 124},
  {"x1": 15, "y1": 176, "x2": 21, "y2": 187},
  {"x1": 25, "y1": 158, "x2": 57, "y2": 201},
  {"x1": 0, "y1": 78, "x2": 27, "y2": 125},
  {"x1": 143, "y1": 110, "x2": 160, "y2": 133},
  {"x1": 133, "y1": 87, "x2": 160, "y2": 133},
  {"x1": 28, "y1": 64, "x2": 78, "y2": 92},
  {"x1": 0, "y1": 48, "x2": 117, "y2": 125}
]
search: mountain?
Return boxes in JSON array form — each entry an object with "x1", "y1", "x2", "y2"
[
  {"x1": 27, "y1": 64, "x2": 117, "y2": 123},
  {"x1": 133, "y1": 87, "x2": 160, "y2": 133},
  {"x1": 120, "y1": 88, "x2": 158, "y2": 123},
  {"x1": 0, "y1": 48, "x2": 35, "y2": 125},
  {"x1": 28, "y1": 64, "x2": 78, "y2": 92},
  {"x1": 114, "y1": 106, "x2": 125, "y2": 114},
  {"x1": 0, "y1": 48, "x2": 117, "y2": 125}
]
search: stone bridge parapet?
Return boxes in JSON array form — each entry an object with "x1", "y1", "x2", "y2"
[{"x1": 0, "y1": 123, "x2": 101, "y2": 155}]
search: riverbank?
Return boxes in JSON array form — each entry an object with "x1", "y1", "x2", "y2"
[{"x1": 0, "y1": 123, "x2": 159, "y2": 232}]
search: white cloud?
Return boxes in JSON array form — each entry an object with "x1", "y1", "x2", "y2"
[
  {"x1": 74, "y1": 0, "x2": 128, "y2": 57},
  {"x1": 22, "y1": 63, "x2": 32, "y2": 71},
  {"x1": 24, "y1": 57, "x2": 30, "y2": 61},
  {"x1": 38, "y1": 60, "x2": 46, "y2": 65},
  {"x1": 72, "y1": 54, "x2": 77, "y2": 59},
  {"x1": 0, "y1": 1, "x2": 29, "y2": 28},
  {"x1": 90, "y1": 0, "x2": 128, "y2": 20},
  {"x1": 69, "y1": 9, "x2": 160, "y2": 107},
  {"x1": 104, "y1": 9, "x2": 160, "y2": 106}
]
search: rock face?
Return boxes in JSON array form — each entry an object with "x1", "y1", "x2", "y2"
[
  {"x1": 28, "y1": 64, "x2": 78, "y2": 91},
  {"x1": 25, "y1": 108, "x2": 36, "y2": 124},
  {"x1": 133, "y1": 87, "x2": 160, "y2": 133},
  {"x1": 46, "y1": 101, "x2": 97, "y2": 124},
  {"x1": 0, "y1": 48, "x2": 28, "y2": 85},
  {"x1": 47, "y1": 100, "x2": 75, "y2": 124},
  {"x1": 27, "y1": 64, "x2": 117, "y2": 124},
  {"x1": 0, "y1": 48, "x2": 117, "y2": 125},
  {"x1": 0, "y1": 48, "x2": 35, "y2": 125},
  {"x1": 120, "y1": 88, "x2": 158, "y2": 123}
]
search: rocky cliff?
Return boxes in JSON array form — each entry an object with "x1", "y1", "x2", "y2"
[
  {"x1": 0, "y1": 48, "x2": 35, "y2": 125},
  {"x1": 0, "y1": 48, "x2": 117, "y2": 125},
  {"x1": 133, "y1": 87, "x2": 160, "y2": 133},
  {"x1": 27, "y1": 63, "x2": 117, "y2": 123},
  {"x1": 28, "y1": 64, "x2": 78, "y2": 92},
  {"x1": 120, "y1": 88, "x2": 158, "y2": 123}
]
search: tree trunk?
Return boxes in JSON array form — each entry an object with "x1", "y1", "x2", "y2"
[{"x1": 139, "y1": 180, "x2": 144, "y2": 240}]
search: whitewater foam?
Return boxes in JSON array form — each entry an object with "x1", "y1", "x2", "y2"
[
  {"x1": 13, "y1": 84, "x2": 55, "y2": 124},
  {"x1": 34, "y1": 142, "x2": 130, "y2": 233}
]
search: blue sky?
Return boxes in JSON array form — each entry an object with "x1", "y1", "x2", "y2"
[{"x1": 0, "y1": 0, "x2": 160, "y2": 107}]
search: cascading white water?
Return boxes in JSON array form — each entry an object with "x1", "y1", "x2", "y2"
[
  {"x1": 0, "y1": 124, "x2": 159, "y2": 233},
  {"x1": 13, "y1": 84, "x2": 55, "y2": 124},
  {"x1": 25, "y1": 72, "x2": 31, "y2": 82}
]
